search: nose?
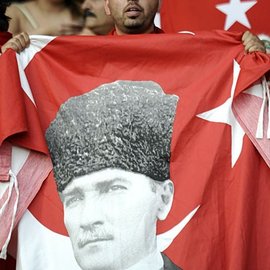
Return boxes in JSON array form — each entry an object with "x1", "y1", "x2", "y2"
[
  {"x1": 81, "y1": 0, "x2": 93, "y2": 10},
  {"x1": 79, "y1": 198, "x2": 106, "y2": 229}
]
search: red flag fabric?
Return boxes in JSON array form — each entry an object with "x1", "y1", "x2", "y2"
[
  {"x1": 160, "y1": 0, "x2": 270, "y2": 37},
  {"x1": 0, "y1": 46, "x2": 52, "y2": 260},
  {"x1": 0, "y1": 32, "x2": 270, "y2": 270},
  {"x1": 0, "y1": 32, "x2": 12, "y2": 49},
  {"x1": 0, "y1": 254, "x2": 16, "y2": 270}
]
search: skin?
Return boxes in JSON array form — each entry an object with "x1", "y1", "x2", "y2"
[
  {"x1": 1, "y1": 32, "x2": 30, "y2": 53},
  {"x1": 242, "y1": 30, "x2": 266, "y2": 53},
  {"x1": 103, "y1": 0, "x2": 265, "y2": 52},
  {"x1": 6, "y1": 0, "x2": 82, "y2": 36},
  {"x1": 80, "y1": 0, "x2": 114, "y2": 35},
  {"x1": 1, "y1": 1, "x2": 266, "y2": 54},
  {"x1": 61, "y1": 168, "x2": 174, "y2": 270},
  {"x1": 104, "y1": 0, "x2": 159, "y2": 34}
]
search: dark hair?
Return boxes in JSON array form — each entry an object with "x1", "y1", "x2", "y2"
[
  {"x1": 65, "y1": 0, "x2": 82, "y2": 19},
  {"x1": 0, "y1": 0, "x2": 10, "y2": 32}
]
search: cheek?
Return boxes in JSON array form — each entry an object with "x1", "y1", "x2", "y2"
[
  {"x1": 64, "y1": 209, "x2": 80, "y2": 233},
  {"x1": 112, "y1": 197, "x2": 158, "y2": 229}
]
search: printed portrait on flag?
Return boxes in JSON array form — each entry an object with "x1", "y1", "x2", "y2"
[{"x1": 45, "y1": 80, "x2": 182, "y2": 270}]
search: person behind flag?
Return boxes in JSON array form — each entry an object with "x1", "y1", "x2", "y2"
[
  {"x1": 104, "y1": 0, "x2": 266, "y2": 53},
  {"x1": 45, "y1": 80, "x2": 182, "y2": 270},
  {"x1": 1, "y1": 0, "x2": 114, "y2": 54},
  {"x1": 0, "y1": 0, "x2": 29, "y2": 54},
  {"x1": 79, "y1": 0, "x2": 114, "y2": 35},
  {"x1": 1, "y1": 0, "x2": 266, "y2": 53},
  {"x1": 0, "y1": 0, "x2": 12, "y2": 51},
  {"x1": 6, "y1": 0, "x2": 83, "y2": 36}
]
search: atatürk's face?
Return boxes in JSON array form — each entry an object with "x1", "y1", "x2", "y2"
[
  {"x1": 104, "y1": 0, "x2": 159, "y2": 34},
  {"x1": 61, "y1": 168, "x2": 173, "y2": 270}
]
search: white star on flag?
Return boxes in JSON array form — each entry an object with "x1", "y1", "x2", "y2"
[
  {"x1": 197, "y1": 60, "x2": 245, "y2": 167},
  {"x1": 216, "y1": 0, "x2": 257, "y2": 30}
]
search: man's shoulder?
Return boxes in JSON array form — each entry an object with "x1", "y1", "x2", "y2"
[{"x1": 162, "y1": 253, "x2": 183, "y2": 270}]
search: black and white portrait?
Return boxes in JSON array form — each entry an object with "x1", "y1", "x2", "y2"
[{"x1": 45, "y1": 81, "x2": 181, "y2": 270}]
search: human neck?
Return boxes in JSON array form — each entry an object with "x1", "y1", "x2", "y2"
[
  {"x1": 95, "y1": 25, "x2": 114, "y2": 35},
  {"x1": 126, "y1": 249, "x2": 164, "y2": 270},
  {"x1": 80, "y1": 27, "x2": 96, "y2": 36},
  {"x1": 115, "y1": 23, "x2": 155, "y2": 35}
]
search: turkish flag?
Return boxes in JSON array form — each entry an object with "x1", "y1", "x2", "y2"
[
  {"x1": 160, "y1": 0, "x2": 270, "y2": 37},
  {"x1": 0, "y1": 32, "x2": 270, "y2": 270}
]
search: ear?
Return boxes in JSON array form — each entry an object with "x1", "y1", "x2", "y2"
[
  {"x1": 59, "y1": 192, "x2": 65, "y2": 203},
  {"x1": 104, "y1": 0, "x2": 111, "y2": 16},
  {"x1": 157, "y1": 180, "x2": 174, "y2": 221}
]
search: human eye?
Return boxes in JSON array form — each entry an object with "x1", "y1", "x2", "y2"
[
  {"x1": 108, "y1": 184, "x2": 128, "y2": 192},
  {"x1": 65, "y1": 193, "x2": 84, "y2": 207},
  {"x1": 99, "y1": 181, "x2": 128, "y2": 194}
]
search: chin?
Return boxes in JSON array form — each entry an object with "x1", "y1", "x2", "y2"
[
  {"x1": 124, "y1": 17, "x2": 144, "y2": 26},
  {"x1": 85, "y1": 19, "x2": 96, "y2": 28},
  {"x1": 124, "y1": 23, "x2": 144, "y2": 32},
  {"x1": 76, "y1": 256, "x2": 105, "y2": 270}
]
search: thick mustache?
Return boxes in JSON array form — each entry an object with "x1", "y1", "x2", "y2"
[
  {"x1": 78, "y1": 230, "x2": 114, "y2": 248},
  {"x1": 83, "y1": 9, "x2": 96, "y2": 18}
]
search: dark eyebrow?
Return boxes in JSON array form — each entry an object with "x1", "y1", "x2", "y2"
[
  {"x1": 61, "y1": 187, "x2": 83, "y2": 200},
  {"x1": 61, "y1": 177, "x2": 130, "y2": 199},
  {"x1": 95, "y1": 178, "x2": 130, "y2": 192}
]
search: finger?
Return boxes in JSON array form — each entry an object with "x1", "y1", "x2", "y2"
[
  {"x1": 20, "y1": 32, "x2": 30, "y2": 48},
  {"x1": 245, "y1": 41, "x2": 266, "y2": 53},
  {"x1": 14, "y1": 32, "x2": 30, "y2": 51},
  {"x1": 242, "y1": 31, "x2": 263, "y2": 49},
  {"x1": 9, "y1": 39, "x2": 23, "y2": 52},
  {"x1": 3, "y1": 36, "x2": 25, "y2": 53},
  {"x1": 242, "y1": 31, "x2": 252, "y2": 45},
  {"x1": 12, "y1": 38, "x2": 24, "y2": 52},
  {"x1": 1, "y1": 40, "x2": 22, "y2": 53}
]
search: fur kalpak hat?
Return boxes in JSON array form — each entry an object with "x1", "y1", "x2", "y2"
[{"x1": 46, "y1": 81, "x2": 179, "y2": 192}]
